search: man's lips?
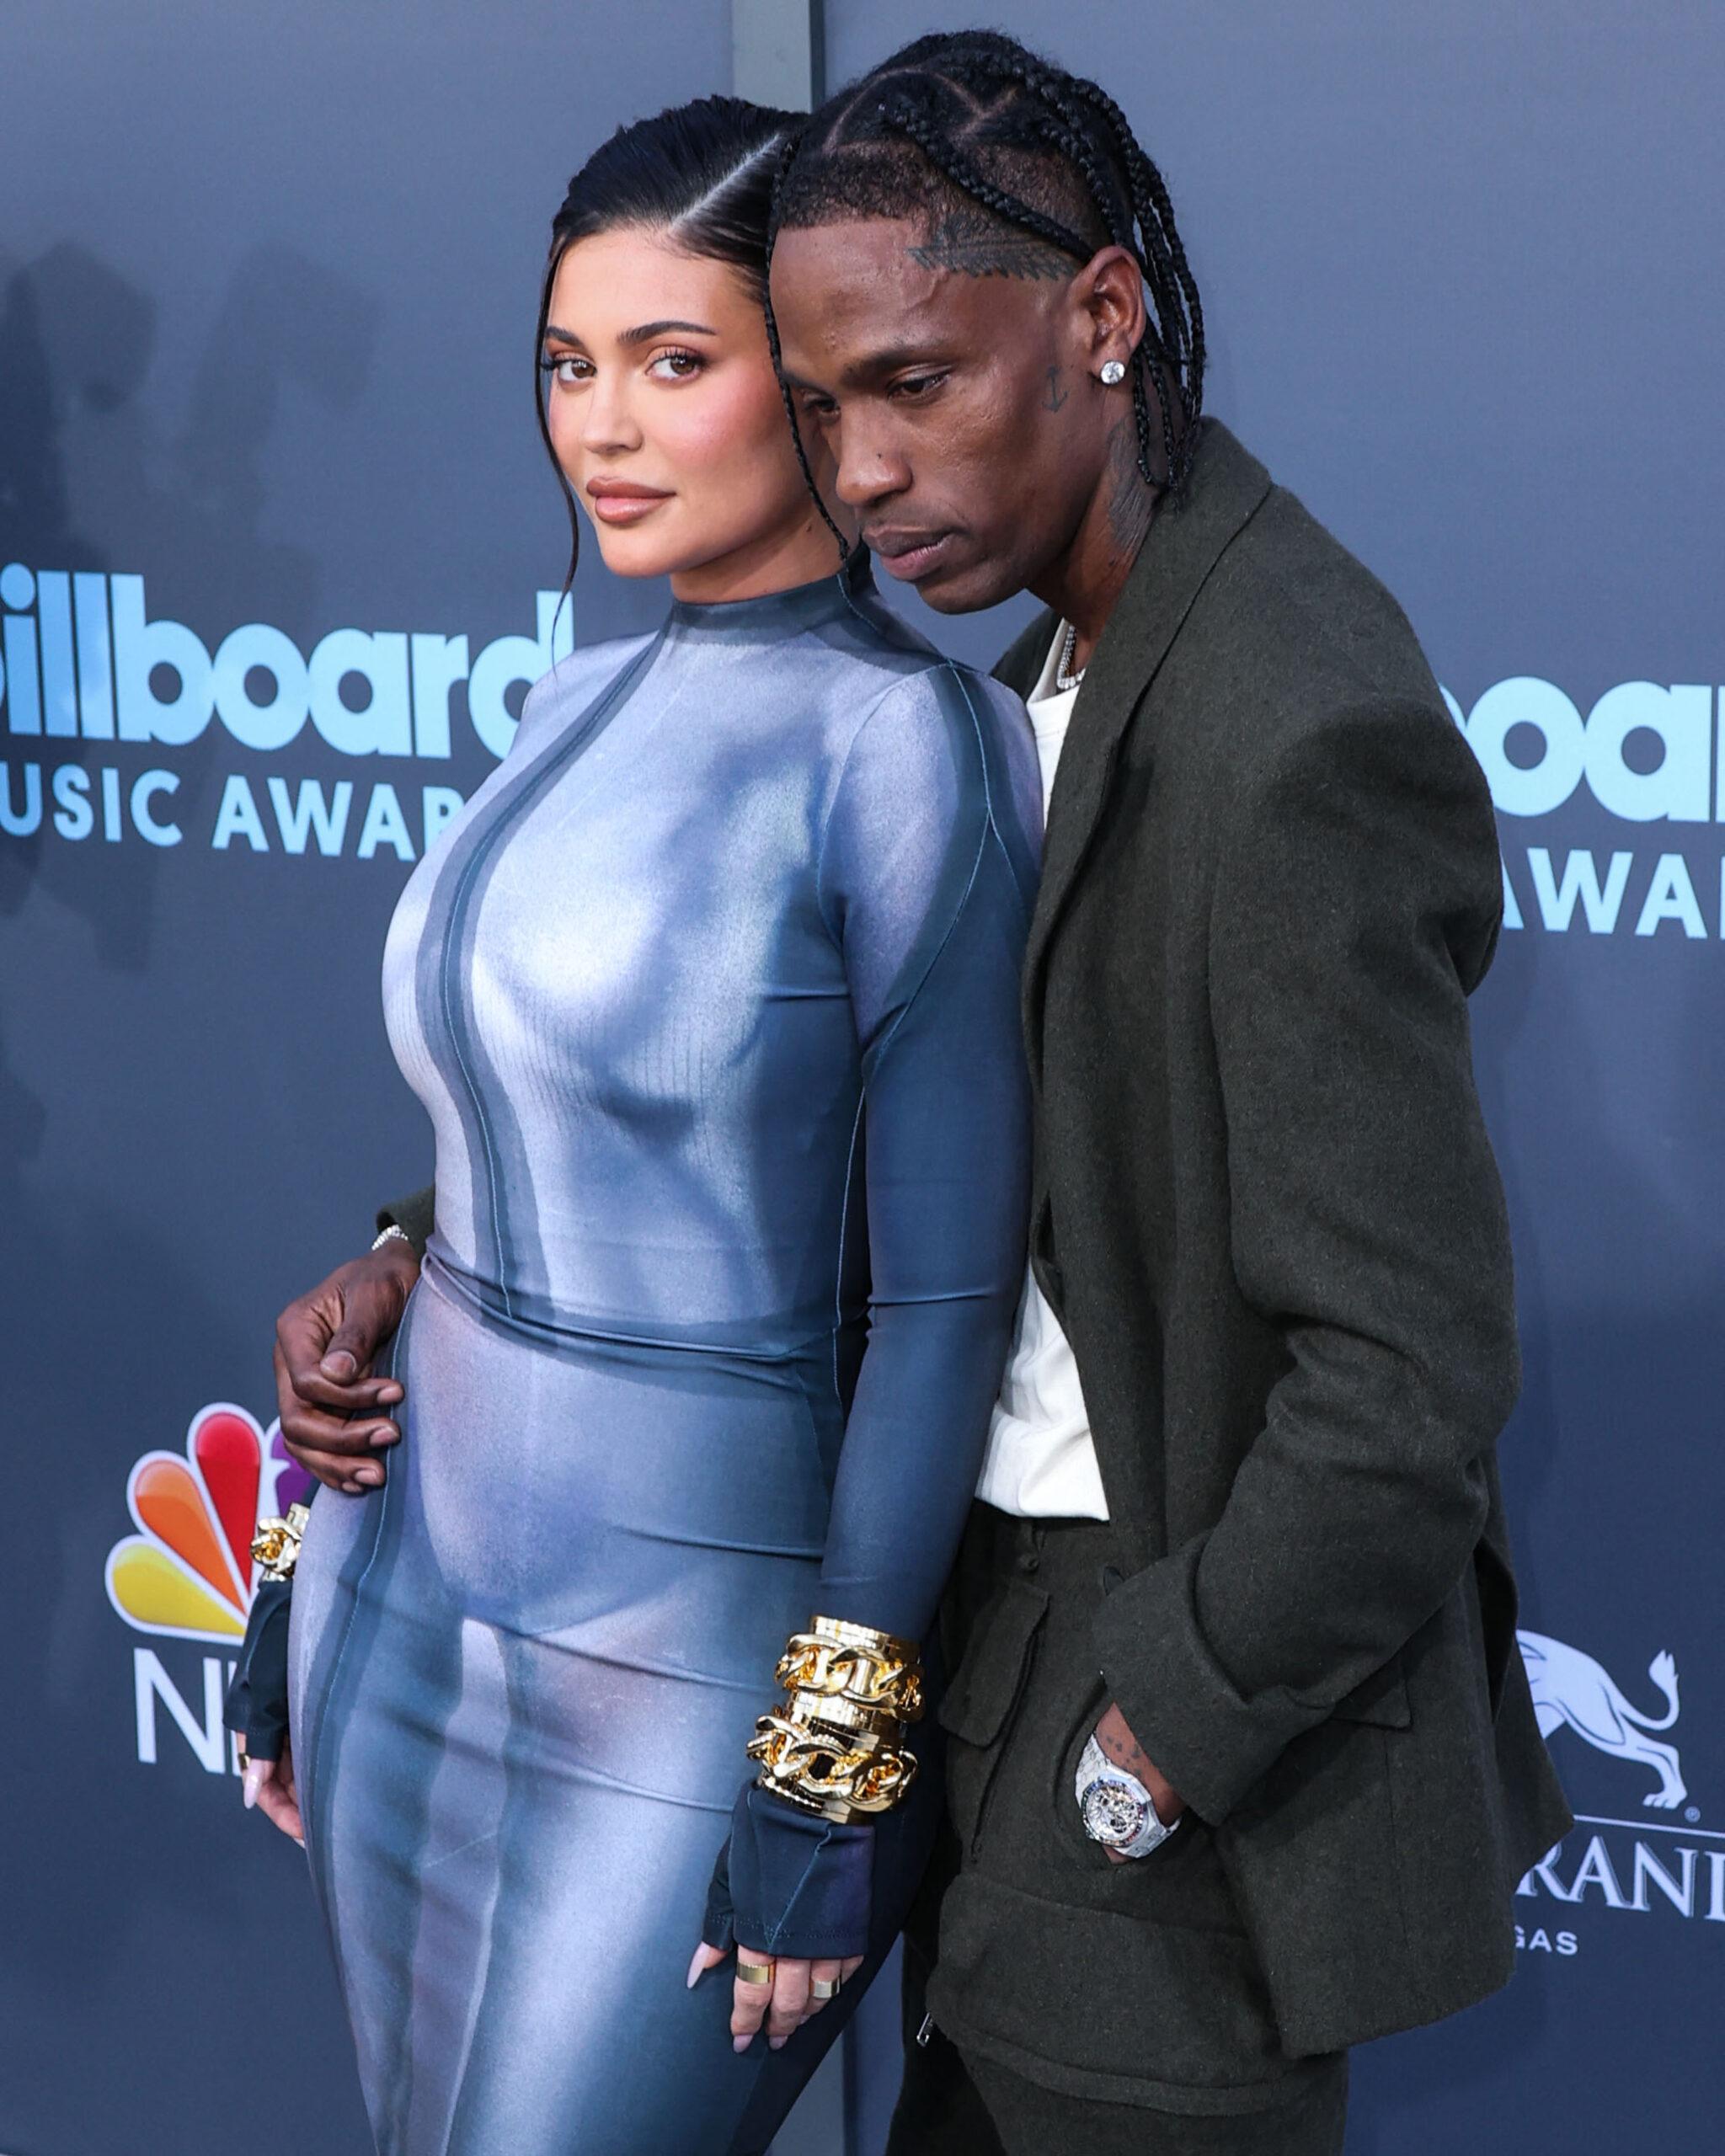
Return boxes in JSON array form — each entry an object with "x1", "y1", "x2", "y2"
[
  {"x1": 867, "y1": 529, "x2": 958, "y2": 583},
  {"x1": 586, "y1": 479, "x2": 674, "y2": 526}
]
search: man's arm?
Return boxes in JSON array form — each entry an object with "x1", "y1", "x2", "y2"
[
  {"x1": 1094, "y1": 698, "x2": 1515, "y2": 1826},
  {"x1": 275, "y1": 1183, "x2": 433, "y2": 1489},
  {"x1": 377, "y1": 1185, "x2": 435, "y2": 1254}
]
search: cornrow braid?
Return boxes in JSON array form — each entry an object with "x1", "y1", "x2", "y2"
[
  {"x1": 975, "y1": 62, "x2": 1180, "y2": 489},
  {"x1": 760, "y1": 129, "x2": 852, "y2": 562},
  {"x1": 1060, "y1": 72, "x2": 1206, "y2": 402},
  {"x1": 909, "y1": 39, "x2": 1188, "y2": 493},
  {"x1": 774, "y1": 31, "x2": 1204, "y2": 498},
  {"x1": 873, "y1": 92, "x2": 1096, "y2": 264}
]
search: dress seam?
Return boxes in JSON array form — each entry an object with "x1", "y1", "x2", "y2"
[{"x1": 434, "y1": 634, "x2": 661, "y2": 1318}]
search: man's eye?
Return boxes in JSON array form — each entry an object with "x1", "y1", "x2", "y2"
[{"x1": 891, "y1": 372, "x2": 946, "y2": 400}]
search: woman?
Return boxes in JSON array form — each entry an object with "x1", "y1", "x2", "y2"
[{"x1": 227, "y1": 96, "x2": 1039, "y2": 2155}]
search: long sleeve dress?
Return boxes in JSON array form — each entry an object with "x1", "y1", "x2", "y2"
[{"x1": 284, "y1": 550, "x2": 1040, "y2": 2156}]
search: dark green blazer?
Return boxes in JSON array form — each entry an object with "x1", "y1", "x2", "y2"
[{"x1": 991, "y1": 418, "x2": 1569, "y2": 2053}]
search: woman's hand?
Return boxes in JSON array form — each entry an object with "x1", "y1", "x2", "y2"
[
  {"x1": 686, "y1": 1940, "x2": 863, "y2": 2052},
  {"x1": 242, "y1": 1737, "x2": 304, "y2": 1844},
  {"x1": 275, "y1": 1242, "x2": 420, "y2": 1492}
]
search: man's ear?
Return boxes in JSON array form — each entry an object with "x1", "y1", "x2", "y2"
[{"x1": 1073, "y1": 245, "x2": 1148, "y2": 378}]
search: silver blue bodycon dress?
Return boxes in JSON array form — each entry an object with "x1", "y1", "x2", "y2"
[{"x1": 286, "y1": 552, "x2": 1040, "y2": 2156}]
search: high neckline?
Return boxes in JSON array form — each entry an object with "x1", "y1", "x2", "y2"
[{"x1": 666, "y1": 547, "x2": 875, "y2": 637}]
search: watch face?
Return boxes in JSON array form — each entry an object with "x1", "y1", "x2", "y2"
[{"x1": 1081, "y1": 1775, "x2": 1150, "y2": 1848}]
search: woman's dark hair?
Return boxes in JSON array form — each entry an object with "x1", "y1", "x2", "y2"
[
  {"x1": 536, "y1": 95, "x2": 801, "y2": 589},
  {"x1": 768, "y1": 30, "x2": 1205, "y2": 500}
]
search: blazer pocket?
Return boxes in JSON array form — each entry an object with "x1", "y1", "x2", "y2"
[
  {"x1": 1329, "y1": 1652, "x2": 1412, "y2": 1730},
  {"x1": 937, "y1": 1577, "x2": 1048, "y2": 1855}
]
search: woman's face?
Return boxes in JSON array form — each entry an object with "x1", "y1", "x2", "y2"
[{"x1": 542, "y1": 229, "x2": 847, "y2": 602}]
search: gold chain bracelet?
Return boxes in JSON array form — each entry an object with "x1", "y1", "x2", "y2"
[
  {"x1": 783, "y1": 1689, "x2": 900, "y2": 1740},
  {"x1": 774, "y1": 1616, "x2": 925, "y2": 1723},
  {"x1": 746, "y1": 1713, "x2": 919, "y2": 1819},
  {"x1": 748, "y1": 1612, "x2": 924, "y2": 1821}
]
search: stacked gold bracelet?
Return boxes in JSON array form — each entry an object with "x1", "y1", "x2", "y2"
[
  {"x1": 251, "y1": 1502, "x2": 311, "y2": 1583},
  {"x1": 745, "y1": 1614, "x2": 925, "y2": 1822}
]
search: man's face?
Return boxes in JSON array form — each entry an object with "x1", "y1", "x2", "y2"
[{"x1": 771, "y1": 215, "x2": 1110, "y2": 613}]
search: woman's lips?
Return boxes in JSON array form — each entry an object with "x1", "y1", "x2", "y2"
[{"x1": 589, "y1": 490, "x2": 672, "y2": 526}]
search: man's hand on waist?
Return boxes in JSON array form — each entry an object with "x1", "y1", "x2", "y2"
[{"x1": 275, "y1": 1237, "x2": 419, "y2": 1492}]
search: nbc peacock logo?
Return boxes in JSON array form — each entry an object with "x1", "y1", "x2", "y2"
[{"x1": 105, "y1": 1403, "x2": 312, "y2": 1774}]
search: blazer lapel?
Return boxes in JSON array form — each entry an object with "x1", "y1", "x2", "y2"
[{"x1": 1017, "y1": 421, "x2": 1274, "y2": 1068}]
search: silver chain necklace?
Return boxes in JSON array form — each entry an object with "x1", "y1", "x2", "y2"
[{"x1": 1055, "y1": 621, "x2": 1086, "y2": 692}]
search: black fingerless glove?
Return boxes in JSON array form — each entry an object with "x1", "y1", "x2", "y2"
[
  {"x1": 222, "y1": 1577, "x2": 293, "y2": 1764},
  {"x1": 703, "y1": 1782, "x2": 874, "y2": 1961}
]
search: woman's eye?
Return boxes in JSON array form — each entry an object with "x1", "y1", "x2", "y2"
[
  {"x1": 649, "y1": 348, "x2": 704, "y2": 381},
  {"x1": 542, "y1": 355, "x2": 590, "y2": 387}
]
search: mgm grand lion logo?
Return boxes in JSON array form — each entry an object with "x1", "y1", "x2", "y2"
[{"x1": 1519, "y1": 1630, "x2": 1687, "y2": 1811}]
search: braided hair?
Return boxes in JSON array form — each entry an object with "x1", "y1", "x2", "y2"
[{"x1": 768, "y1": 30, "x2": 1204, "y2": 500}]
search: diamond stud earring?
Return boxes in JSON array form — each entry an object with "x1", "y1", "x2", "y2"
[{"x1": 1099, "y1": 360, "x2": 1126, "y2": 385}]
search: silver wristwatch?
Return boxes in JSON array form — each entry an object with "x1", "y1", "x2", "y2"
[{"x1": 1075, "y1": 1733, "x2": 1180, "y2": 1860}]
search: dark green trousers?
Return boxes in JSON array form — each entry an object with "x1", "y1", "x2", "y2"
[{"x1": 886, "y1": 1506, "x2": 1348, "y2": 2155}]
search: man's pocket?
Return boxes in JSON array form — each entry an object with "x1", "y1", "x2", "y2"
[{"x1": 937, "y1": 1575, "x2": 1048, "y2": 1858}]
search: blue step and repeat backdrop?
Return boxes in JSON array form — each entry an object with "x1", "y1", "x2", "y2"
[{"x1": 3, "y1": 3, "x2": 1721, "y2": 2150}]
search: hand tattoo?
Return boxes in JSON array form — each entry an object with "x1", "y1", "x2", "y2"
[{"x1": 1096, "y1": 1700, "x2": 1185, "y2": 1826}]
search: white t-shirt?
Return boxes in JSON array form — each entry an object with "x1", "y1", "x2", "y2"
[{"x1": 974, "y1": 624, "x2": 1110, "y2": 1521}]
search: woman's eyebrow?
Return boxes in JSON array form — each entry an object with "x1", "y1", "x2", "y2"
[
  {"x1": 545, "y1": 319, "x2": 719, "y2": 350},
  {"x1": 617, "y1": 318, "x2": 719, "y2": 346}
]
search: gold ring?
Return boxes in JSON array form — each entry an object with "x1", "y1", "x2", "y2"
[
  {"x1": 735, "y1": 1958, "x2": 775, "y2": 1987},
  {"x1": 809, "y1": 1977, "x2": 841, "y2": 2000}
]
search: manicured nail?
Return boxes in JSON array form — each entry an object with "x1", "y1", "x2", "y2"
[
  {"x1": 768, "y1": 2036, "x2": 787, "y2": 2051},
  {"x1": 243, "y1": 1761, "x2": 267, "y2": 1810},
  {"x1": 686, "y1": 1949, "x2": 706, "y2": 1989},
  {"x1": 733, "y1": 2036, "x2": 751, "y2": 2054}
]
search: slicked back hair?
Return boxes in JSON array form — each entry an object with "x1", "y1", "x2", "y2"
[
  {"x1": 768, "y1": 30, "x2": 1205, "y2": 503},
  {"x1": 537, "y1": 95, "x2": 800, "y2": 589}
]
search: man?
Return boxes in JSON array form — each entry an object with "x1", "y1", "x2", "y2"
[{"x1": 273, "y1": 31, "x2": 1569, "y2": 2154}]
